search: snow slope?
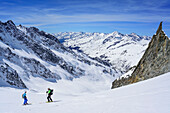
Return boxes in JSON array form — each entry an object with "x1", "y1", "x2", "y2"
[
  {"x1": 0, "y1": 72, "x2": 169, "y2": 113},
  {"x1": 55, "y1": 32, "x2": 151, "y2": 73}
]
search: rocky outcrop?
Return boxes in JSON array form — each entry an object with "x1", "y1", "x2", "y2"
[
  {"x1": 0, "y1": 63, "x2": 27, "y2": 88},
  {"x1": 112, "y1": 22, "x2": 170, "y2": 89}
]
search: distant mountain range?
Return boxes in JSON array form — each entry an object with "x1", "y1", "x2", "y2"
[{"x1": 54, "y1": 31, "x2": 151, "y2": 73}]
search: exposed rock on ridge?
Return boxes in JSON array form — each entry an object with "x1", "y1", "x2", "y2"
[
  {"x1": 0, "y1": 20, "x2": 115, "y2": 88},
  {"x1": 112, "y1": 22, "x2": 170, "y2": 89},
  {"x1": 0, "y1": 63, "x2": 26, "y2": 88}
]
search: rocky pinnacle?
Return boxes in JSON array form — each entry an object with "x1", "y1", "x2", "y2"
[{"x1": 112, "y1": 22, "x2": 170, "y2": 89}]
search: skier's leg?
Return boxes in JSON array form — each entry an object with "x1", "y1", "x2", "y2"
[
  {"x1": 47, "y1": 95, "x2": 50, "y2": 102},
  {"x1": 25, "y1": 98, "x2": 28, "y2": 104},
  {"x1": 23, "y1": 98, "x2": 27, "y2": 105},
  {"x1": 50, "y1": 95, "x2": 53, "y2": 102}
]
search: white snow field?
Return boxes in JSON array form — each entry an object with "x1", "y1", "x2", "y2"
[
  {"x1": 56, "y1": 32, "x2": 151, "y2": 72},
  {"x1": 0, "y1": 72, "x2": 170, "y2": 113}
]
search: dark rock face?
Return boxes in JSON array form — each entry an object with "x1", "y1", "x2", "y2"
[
  {"x1": 112, "y1": 22, "x2": 170, "y2": 89},
  {"x1": 0, "y1": 63, "x2": 27, "y2": 88}
]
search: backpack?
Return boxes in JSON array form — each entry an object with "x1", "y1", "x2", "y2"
[
  {"x1": 50, "y1": 89, "x2": 53, "y2": 95},
  {"x1": 22, "y1": 93, "x2": 26, "y2": 98}
]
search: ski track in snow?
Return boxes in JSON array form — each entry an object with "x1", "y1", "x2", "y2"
[{"x1": 0, "y1": 72, "x2": 170, "y2": 113}]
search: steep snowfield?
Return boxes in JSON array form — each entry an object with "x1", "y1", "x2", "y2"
[{"x1": 0, "y1": 72, "x2": 170, "y2": 113}]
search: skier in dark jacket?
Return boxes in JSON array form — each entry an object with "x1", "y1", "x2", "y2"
[
  {"x1": 22, "y1": 91, "x2": 28, "y2": 105},
  {"x1": 46, "y1": 88, "x2": 53, "y2": 102}
]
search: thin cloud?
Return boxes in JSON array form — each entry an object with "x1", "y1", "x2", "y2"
[
  {"x1": 11, "y1": 13, "x2": 170, "y2": 26},
  {"x1": 0, "y1": 0, "x2": 169, "y2": 36}
]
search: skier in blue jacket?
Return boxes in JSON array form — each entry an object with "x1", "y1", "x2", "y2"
[{"x1": 22, "y1": 91, "x2": 28, "y2": 105}]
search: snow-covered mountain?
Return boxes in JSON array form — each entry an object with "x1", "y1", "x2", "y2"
[
  {"x1": 55, "y1": 32, "x2": 151, "y2": 73},
  {"x1": 0, "y1": 20, "x2": 169, "y2": 113},
  {"x1": 0, "y1": 20, "x2": 116, "y2": 89}
]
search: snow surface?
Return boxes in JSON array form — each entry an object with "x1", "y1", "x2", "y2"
[
  {"x1": 55, "y1": 32, "x2": 151, "y2": 72},
  {"x1": 0, "y1": 72, "x2": 170, "y2": 113}
]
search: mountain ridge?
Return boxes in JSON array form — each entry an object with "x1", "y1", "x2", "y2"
[
  {"x1": 0, "y1": 20, "x2": 116, "y2": 89},
  {"x1": 112, "y1": 22, "x2": 170, "y2": 89},
  {"x1": 55, "y1": 31, "x2": 151, "y2": 73}
]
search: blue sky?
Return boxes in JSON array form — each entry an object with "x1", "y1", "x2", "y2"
[{"x1": 0, "y1": 0, "x2": 170, "y2": 36}]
